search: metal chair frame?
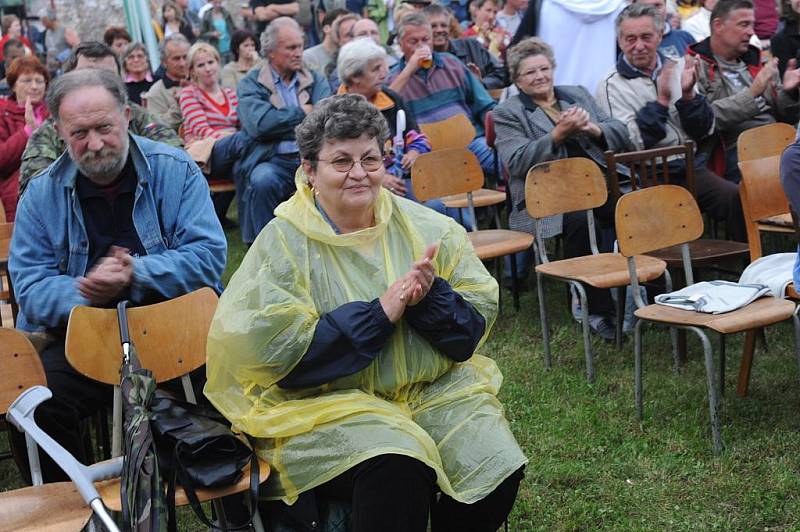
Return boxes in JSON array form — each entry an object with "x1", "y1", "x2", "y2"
[{"x1": 619, "y1": 186, "x2": 800, "y2": 454}]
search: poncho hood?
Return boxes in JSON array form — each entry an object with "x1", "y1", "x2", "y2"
[{"x1": 274, "y1": 167, "x2": 394, "y2": 247}]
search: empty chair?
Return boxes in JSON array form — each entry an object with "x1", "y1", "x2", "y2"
[
  {"x1": 412, "y1": 148, "x2": 534, "y2": 310},
  {"x1": 616, "y1": 185, "x2": 799, "y2": 454},
  {"x1": 527, "y1": 158, "x2": 667, "y2": 382}
]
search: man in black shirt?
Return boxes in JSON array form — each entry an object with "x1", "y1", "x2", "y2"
[{"x1": 251, "y1": 0, "x2": 300, "y2": 36}]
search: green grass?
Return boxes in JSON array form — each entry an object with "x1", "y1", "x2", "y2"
[{"x1": 3, "y1": 224, "x2": 800, "y2": 531}]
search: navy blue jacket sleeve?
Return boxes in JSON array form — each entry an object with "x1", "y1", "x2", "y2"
[
  {"x1": 781, "y1": 142, "x2": 800, "y2": 216},
  {"x1": 634, "y1": 100, "x2": 670, "y2": 149},
  {"x1": 278, "y1": 299, "x2": 395, "y2": 389},
  {"x1": 675, "y1": 94, "x2": 714, "y2": 141},
  {"x1": 403, "y1": 277, "x2": 486, "y2": 362}
]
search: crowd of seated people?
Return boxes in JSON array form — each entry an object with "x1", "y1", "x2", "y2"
[{"x1": 4, "y1": 1, "x2": 800, "y2": 529}]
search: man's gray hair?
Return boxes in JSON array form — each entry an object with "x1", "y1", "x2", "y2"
[
  {"x1": 295, "y1": 94, "x2": 390, "y2": 169},
  {"x1": 396, "y1": 13, "x2": 431, "y2": 41},
  {"x1": 160, "y1": 32, "x2": 190, "y2": 60},
  {"x1": 338, "y1": 38, "x2": 387, "y2": 86},
  {"x1": 261, "y1": 17, "x2": 302, "y2": 55},
  {"x1": 615, "y1": 3, "x2": 664, "y2": 39},
  {"x1": 47, "y1": 69, "x2": 128, "y2": 121}
]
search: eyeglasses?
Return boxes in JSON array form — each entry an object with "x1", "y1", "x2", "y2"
[{"x1": 316, "y1": 155, "x2": 384, "y2": 173}]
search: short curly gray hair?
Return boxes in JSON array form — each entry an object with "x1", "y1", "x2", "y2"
[
  {"x1": 338, "y1": 38, "x2": 387, "y2": 87},
  {"x1": 506, "y1": 37, "x2": 556, "y2": 82},
  {"x1": 295, "y1": 94, "x2": 390, "y2": 169}
]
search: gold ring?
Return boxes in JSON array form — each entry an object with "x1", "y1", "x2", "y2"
[
  {"x1": 400, "y1": 293, "x2": 406, "y2": 301},
  {"x1": 401, "y1": 283, "x2": 407, "y2": 290}
]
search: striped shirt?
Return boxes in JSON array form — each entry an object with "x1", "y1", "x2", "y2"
[
  {"x1": 385, "y1": 52, "x2": 495, "y2": 136},
  {"x1": 179, "y1": 84, "x2": 239, "y2": 143}
]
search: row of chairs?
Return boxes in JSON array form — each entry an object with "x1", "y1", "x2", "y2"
[{"x1": 0, "y1": 289, "x2": 270, "y2": 530}]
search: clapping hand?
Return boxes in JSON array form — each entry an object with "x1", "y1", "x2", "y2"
[
  {"x1": 783, "y1": 58, "x2": 800, "y2": 93},
  {"x1": 379, "y1": 243, "x2": 438, "y2": 322},
  {"x1": 77, "y1": 246, "x2": 134, "y2": 305}
]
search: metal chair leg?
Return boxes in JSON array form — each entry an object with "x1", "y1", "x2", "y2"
[
  {"x1": 615, "y1": 286, "x2": 624, "y2": 350},
  {"x1": 688, "y1": 326, "x2": 723, "y2": 454},
  {"x1": 634, "y1": 319, "x2": 644, "y2": 421},
  {"x1": 719, "y1": 334, "x2": 726, "y2": 397},
  {"x1": 509, "y1": 252, "x2": 520, "y2": 312},
  {"x1": 536, "y1": 272, "x2": 551, "y2": 368},
  {"x1": 573, "y1": 282, "x2": 595, "y2": 383},
  {"x1": 670, "y1": 326, "x2": 680, "y2": 374}
]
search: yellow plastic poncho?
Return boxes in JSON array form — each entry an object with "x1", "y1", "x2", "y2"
[{"x1": 205, "y1": 170, "x2": 527, "y2": 504}]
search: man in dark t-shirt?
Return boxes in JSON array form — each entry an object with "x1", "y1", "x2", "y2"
[{"x1": 251, "y1": 0, "x2": 300, "y2": 35}]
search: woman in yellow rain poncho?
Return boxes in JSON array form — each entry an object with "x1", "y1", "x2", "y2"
[{"x1": 205, "y1": 94, "x2": 527, "y2": 531}]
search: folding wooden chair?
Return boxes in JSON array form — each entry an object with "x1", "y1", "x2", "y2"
[
  {"x1": 64, "y1": 288, "x2": 269, "y2": 530},
  {"x1": 419, "y1": 113, "x2": 506, "y2": 224},
  {"x1": 605, "y1": 142, "x2": 749, "y2": 272},
  {"x1": 616, "y1": 185, "x2": 799, "y2": 454},
  {"x1": 735, "y1": 156, "x2": 798, "y2": 397},
  {"x1": 526, "y1": 158, "x2": 667, "y2": 382},
  {"x1": 0, "y1": 329, "x2": 116, "y2": 532},
  {"x1": 737, "y1": 122, "x2": 795, "y2": 162},
  {"x1": 412, "y1": 148, "x2": 534, "y2": 311},
  {"x1": 419, "y1": 113, "x2": 476, "y2": 151},
  {"x1": 738, "y1": 155, "x2": 793, "y2": 262}
]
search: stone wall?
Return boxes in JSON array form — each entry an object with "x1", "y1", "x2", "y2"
[{"x1": 24, "y1": 0, "x2": 246, "y2": 43}]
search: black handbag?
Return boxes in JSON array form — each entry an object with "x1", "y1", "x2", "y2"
[
  {"x1": 149, "y1": 390, "x2": 260, "y2": 532},
  {"x1": 116, "y1": 299, "x2": 260, "y2": 531}
]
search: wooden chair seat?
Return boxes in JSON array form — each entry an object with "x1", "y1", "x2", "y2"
[
  {"x1": 0, "y1": 482, "x2": 92, "y2": 532},
  {"x1": 441, "y1": 188, "x2": 506, "y2": 209},
  {"x1": 646, "y1": 239, "x2": 749, "y2": 266},
  {"x1": 786, "y1": 283, "x2": 799, "y2": 299},
  {"x1": 634, "y1": 296, "x2": 796, "y2": 334},
  {"x1": 535, "y1": 253, "x2": 666, "y2": 289},
  {"x1": 756, "y1": 212, "x2": 794, "y2": 234},
  {"x1": 208, "y1": 180, "x2": 236, "y2": 194},
  {"x1": 468, "y1": 230, "x2": 533, "y2": 260},
  {"x1": 96, "y1": 458, "x2": 270, "y2": 511}
]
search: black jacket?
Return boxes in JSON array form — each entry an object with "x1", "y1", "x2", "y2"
[{"x1": 447, "y1": 37, "x2": 509, "y2": 89}]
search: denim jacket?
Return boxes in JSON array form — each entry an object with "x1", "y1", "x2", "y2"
[{"x1": 10, "y1": 134, "x2": 227, "y2": 331}]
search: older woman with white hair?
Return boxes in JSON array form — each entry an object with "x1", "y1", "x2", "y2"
[
  {"x1": 337, "y1": 38, "x2": 430, "y2": 200},
  {"x1": 337, "y1": 37, "x2": 472, "y2": 226}
]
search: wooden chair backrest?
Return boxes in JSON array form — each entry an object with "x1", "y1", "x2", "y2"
[
  {"x1": 605, "y1": 141, "x2": 695, "y2": 200},
  {"x1": 411, "y1": 148, "x2": 484, "y2": 201},
  {"x1": 419, "y1": 114, "x2": 476, "y2": 151},
  {"x1": 0, "y1": 222, "x2": 12, "y2": 260},
  {"x1": 64, "y1": 287, "x2": 218, "y2": 385},
  {"x1": 615, "y1": 185, "x2": 704, "y2": 257},
  {"x1": 525, "y1": 158, "x2": 608, "y2": 219},
  {"x1": 739, "y1": 156, "x2": 788, "y2": 223},
  {"x1": 737, "y1": 122, "x2": 795, "y2": 162},
  {"x1": 0, "y1": 329, "x2": 46, "y2": 414},
  {"x1": 0, "y1": 201, "x2": 5, "y2": 223},
  {"x1": 739, "y1": 155, "x2": 790, "y2": 260}
]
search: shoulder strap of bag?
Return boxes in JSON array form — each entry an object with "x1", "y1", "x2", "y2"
[{"x1": 169, "y1": 450, "x2": 260, "y2": 531}]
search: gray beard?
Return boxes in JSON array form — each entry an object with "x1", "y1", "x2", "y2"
[{"x1": 70, "y1": 134, "x2": 130, "y2": 185}]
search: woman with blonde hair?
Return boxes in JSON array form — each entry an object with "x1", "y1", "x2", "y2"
[{"x1": 179, "y1": 41, "x2": 238, "y2": 143}]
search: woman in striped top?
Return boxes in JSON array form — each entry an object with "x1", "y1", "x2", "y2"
[{"x1": 179, "y1": 42, "x2": 239, "y2": 144}]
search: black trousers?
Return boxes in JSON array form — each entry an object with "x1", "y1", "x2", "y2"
[
  {"x1": 9, "y1": 339, "x2": 207, "y2": 484},
  {"x1": 562, "y1": 207, "x2": 616, "y2": 317},
  {"x1": 311, "y1": 454, "x2": 524, "y2": 532},
  {"x1": 694, "y1": 165, "x2": 746, "y2": 242}
]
